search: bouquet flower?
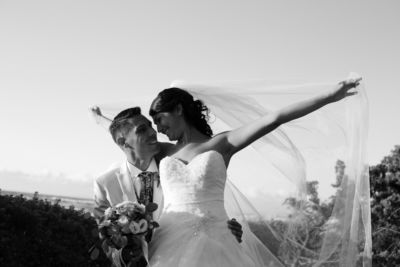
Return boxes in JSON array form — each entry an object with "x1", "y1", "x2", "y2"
[{"x1": 98, "y1": 201, "x2": 159, "y2": 266}]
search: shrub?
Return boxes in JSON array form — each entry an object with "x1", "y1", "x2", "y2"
[{"x1": 0, "y1": 194, "x2": 108, "y2": 267}]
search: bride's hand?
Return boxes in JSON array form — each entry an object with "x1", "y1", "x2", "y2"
[
  {"x1": 328, "y1": 77, "x2": 362, "y2": 103},
  {"x1": 90, "y1": 106, "x2": 103, "y2": 117}
]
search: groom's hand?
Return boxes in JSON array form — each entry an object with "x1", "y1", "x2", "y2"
[{"x1": 227, "y1": 218, "x2": 243, "y2": 243}]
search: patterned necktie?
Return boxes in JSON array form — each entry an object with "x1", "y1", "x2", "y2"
[
  {"x1": 137, "y1": 171, "x2": 159, "y2": 206},
  {"x1": 137, "y1": 171, "x2": 159, "y2": 243}
]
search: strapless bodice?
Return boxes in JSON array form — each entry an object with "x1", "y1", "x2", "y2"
[{"x1": 159, "y1": 150, "x2": 227, "y2": 217}]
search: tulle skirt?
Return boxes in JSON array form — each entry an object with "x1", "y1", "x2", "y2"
[{"x1": 148, "y1": 211, "x2": 283, "y2": 267}]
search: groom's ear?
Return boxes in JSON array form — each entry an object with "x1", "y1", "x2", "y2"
[{"x1": 116, "y1": 137, "x2": 126, "y2": 147}]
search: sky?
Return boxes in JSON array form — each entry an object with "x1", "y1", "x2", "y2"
[{"x1": 0, "y1": 0, "x2": 399, "y2": 199}]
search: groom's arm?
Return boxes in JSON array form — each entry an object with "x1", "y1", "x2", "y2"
[
  {"x1": 157, "y1": 142, "x2": 177, "y2": 159},
  {"x1": 93, "y1": 179, "x2": 110, "y2": 223},
  {"x1": 93, "y1": 178, "x2": 118, "y2": 262}
]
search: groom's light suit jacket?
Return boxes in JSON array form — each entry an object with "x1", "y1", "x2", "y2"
[{"x1": 93, "y1": 157, "x2": 164, "y2": 222}]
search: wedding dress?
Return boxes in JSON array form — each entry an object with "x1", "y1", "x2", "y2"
[{"x1": 148, "y1": 150, "x2": 283, "y2": 267}]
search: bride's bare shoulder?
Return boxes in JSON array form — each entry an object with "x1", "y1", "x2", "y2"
[
  {"x1": 202, "y1": 131, "x2": 232, "y2": 154},
  {"x1": 209, "y1": 131, "x2": 230, "y2": 145}
]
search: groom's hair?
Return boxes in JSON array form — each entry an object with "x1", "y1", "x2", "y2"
[{"x1": 109, "y1": 107, "x2": 142, "y2": 144}]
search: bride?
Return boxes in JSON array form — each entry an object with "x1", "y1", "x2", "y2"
[{"x1": 146, "y1": 78, "x2": 364, "y2": 266}]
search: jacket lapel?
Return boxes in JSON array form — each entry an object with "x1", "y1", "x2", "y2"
[
  {"x1": 115, "y1": 158, "x2": 164, "y2": 220},
  {"x1": 116, "y1": 162, "x2": 138, "y2": 203}
]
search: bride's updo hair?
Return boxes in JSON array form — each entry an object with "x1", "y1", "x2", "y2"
[{"x1": 149, "y1": 87, "x2": 213, "y2": 137}]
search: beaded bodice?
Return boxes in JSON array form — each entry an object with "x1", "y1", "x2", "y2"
[{"x1": 159, "y1": 150, "x2": 228, "y2": 218}]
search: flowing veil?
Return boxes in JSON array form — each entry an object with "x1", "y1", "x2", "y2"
[{"x1": 91, "y1": 75, "x2": 371, "y2": 267}]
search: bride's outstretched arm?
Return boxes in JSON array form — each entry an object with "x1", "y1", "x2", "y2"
[{"x1": 224, "y1": 78, "x2": 361, "y2": 155}]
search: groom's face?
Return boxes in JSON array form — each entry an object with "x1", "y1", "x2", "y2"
[{"x1": 123, "y1": 115, "x2": 159, "y2": 158}]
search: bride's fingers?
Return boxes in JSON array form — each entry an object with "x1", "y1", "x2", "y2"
[
  {"x1": 347, "y1": 79, "x2": 359, "y2": 86},
  {"x1": 345, "y1": 91, "x2": 358, "y2": 97},
  {"x1": 346, "y1": 83, "x2": 360, "y2": 92},
  {"x1": 90, "y1": 106, "x2": 102, "y2": 114},
  {"x1": 341, "y1": 77, "x2": 362, "y2": 88}
]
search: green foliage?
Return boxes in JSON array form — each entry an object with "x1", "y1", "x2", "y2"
[
  {"x1": 0, "y1": 194, "x2": 109, "y2": 267},
  {"x1": 250, "y1": 159, "x2": 361, "y2": 266},
  {"x1": 277, "y1": 180, "x2": 332, "y2": 266},
  {"x1": 259, "y1": 146, "x2": 400, "y2": 266},
  {"x1": 370, "y1": 145, "x2": 400, "y2": 266}
]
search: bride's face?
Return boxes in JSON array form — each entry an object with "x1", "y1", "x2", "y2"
[{"x1": 152, "y1": 108, "x2": 185, "y2": 141}]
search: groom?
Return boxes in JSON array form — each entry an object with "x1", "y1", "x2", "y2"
[
  {"x1": 93, "y1": 107, "x2": 242, "y2": 266},
  {"x1": 93, "y1": 107, "x2": 167, "y2": 222}
]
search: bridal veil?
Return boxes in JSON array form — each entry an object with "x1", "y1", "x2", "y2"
[{"x1": 92, "y1": 75, "x2": 371, "y2": 267}]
